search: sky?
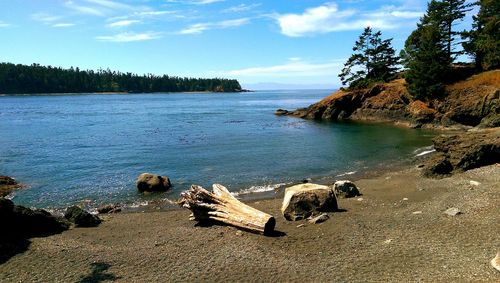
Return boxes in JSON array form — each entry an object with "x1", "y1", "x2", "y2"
[{"x1": 0, "y1": 0, "x2": 475, "y2": 89}]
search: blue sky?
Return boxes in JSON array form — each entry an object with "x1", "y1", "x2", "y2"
[{"x1": 0, "y1": 0, "x2": 474, "y2": 89}]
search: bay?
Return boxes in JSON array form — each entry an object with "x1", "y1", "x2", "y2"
[{"x1": 0, "y1": 90, "x2": 435, "y2": 208}]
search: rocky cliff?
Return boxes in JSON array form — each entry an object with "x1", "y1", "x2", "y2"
[{"x1": 281, "y1": 70, "x2": 500, "y2": 129}]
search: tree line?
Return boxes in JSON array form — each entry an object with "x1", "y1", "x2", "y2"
[
  {"x1": 340, "y1": 0, "x2": 499, "y2": 100},
  {"x1": 0, "y1": 62, "x2": 242, "y2": 94}
]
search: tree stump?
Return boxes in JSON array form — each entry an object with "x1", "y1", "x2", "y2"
[{"x1": 178, "y1": 184, "x2": 275, "y2": 235}]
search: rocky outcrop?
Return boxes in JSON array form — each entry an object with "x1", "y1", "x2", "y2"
[
  {"x1": 333, "y1": 180, "x2": 361, "y2": 198},
  {"x1": 0, "y1": 176, "x2": 21, "y2": 197},
  {"x1": 137, "y1": 173, "x2": 172, "y2": 192},
  {"x1": 422, "y1": 128, "x2": 500, "y2": 177},
  {"x1": 64, "y1": 206, "x2": 101, "y2": 227},
  {"x1": 281, "y1": 183, "x2": 338, "y2": 221},
  {"x1": 1, "y1": 198, "x2": 69, "y2": 238},
  {"x1": 283, "y1": 70, "x2": 500, "y2": 129}
]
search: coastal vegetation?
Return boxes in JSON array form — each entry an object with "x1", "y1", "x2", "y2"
[
  {"x1": 339, "y1": 27, "x2": 399, "y2": 89},
  {"x1": 0, "y1": 62, "x2": 242, "y2": 94},
  {"x1": 340, "y1": 0, "x2": 498, "y2": 101}
]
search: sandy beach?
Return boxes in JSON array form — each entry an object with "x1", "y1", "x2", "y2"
[{"x1": 1, "y1": 164, "x2": 499, "y2": 282}]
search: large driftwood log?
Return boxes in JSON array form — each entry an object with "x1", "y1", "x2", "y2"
[{"x1": 179, "y1": 184, "x2": 275, "y2": 235}]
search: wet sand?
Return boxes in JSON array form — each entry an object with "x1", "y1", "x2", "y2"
[{"x1": 1, "y1": 164, "x2": 499, "y2": 282}]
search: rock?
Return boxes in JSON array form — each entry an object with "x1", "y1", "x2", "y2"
[
  {"x1": 308, "y1": 213, "x2": 330, "y2": 224},
  {"x1": 422, "y1": 128, "x2": 500, "y2": 178},
  {"x1": 412, "y1": 211, "x2": 423, "y2": 215},
  {"x1": 422, "y1": 154, "x2": 453, "y2": 177},
  {"x1": 1, "y1": 198, "x2": 69, "y2": 238},
  {"x1": 137, "y1": 173, "x2": 172, "y2": 192},
  {"x1": 443, "y1": 207, "x2": 461, "y2": 216},
  {"x1": 384, "y1": 239, "x2": 392, "y2": 244},
  {"x1": 274, "y1": 109, "x2": 290, "y2": 116},
  {"x1": 491, "y1": 252, "x2": 500, "y2": 272},
  {"x1": 64, "y1": 206, "x2": 101, "y2": 227},
  {"x1": 97, "y1": 204, "x2": 121, "y2": 214},
  {"x1": 0, "y1": 176, "x2": 21, "y2": 197},
  {"x1": 296, "y1": 224, "x2": 306, "y2": 228},
  {"x1": 0, "y1": 197, "x2": 14, "y2": 214},
  {"x1": 469, "y1": 180, "x2": 481, "y2": 186},
  {"x1": 333, "y1": 180, "x2": 360, "y2": 198},
  {"x1": 408, "y1": 100, "x2": 437, "y2": 123},
  {"x1": 281, "y1": 183, "x2": 338, "y2": 221},
  {"x1": 285, "y1": 70, "x2": 499, "y2": 129}
]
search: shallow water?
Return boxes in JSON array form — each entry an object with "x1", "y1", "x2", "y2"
[{"x1": 0, "y1": 90, "x2": 436, "y2": 208}]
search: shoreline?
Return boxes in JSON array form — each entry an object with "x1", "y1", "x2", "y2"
[
  {"x1": 1, "y1": 162, "x2": 498, "y2": 281},
  {"x1": 5, "y1": 145, "x2": 438, "y2": 214}
]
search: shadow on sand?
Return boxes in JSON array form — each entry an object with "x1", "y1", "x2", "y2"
[{"x1": 79, "y1": 262, "x2": 121, "y2": 283}]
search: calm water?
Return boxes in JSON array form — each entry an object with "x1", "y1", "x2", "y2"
[{"x1": 1, "y1": 91, "x2": 436, "y2": 209}]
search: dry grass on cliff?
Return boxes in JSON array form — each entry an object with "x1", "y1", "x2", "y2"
[{"x1": 447, "y1": 69, "x2": 500, "y2": 93}]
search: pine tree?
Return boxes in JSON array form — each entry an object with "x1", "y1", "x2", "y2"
[
  {"x1": 463, "y1": 0, "x2": 500, "y2": 70},
  {"x1": 402, "y1": 24, "x2": 450, "y2": 100},
  {"x1": 339, "y1": 27, "x2": 399, "y2": 89},
  {"x1": 421, "y1": 0, "x2": 473, "y2": 61}
]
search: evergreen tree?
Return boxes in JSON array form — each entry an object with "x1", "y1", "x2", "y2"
[
  {"x1": 421, "y1": 0, "x2": 473, "y2": 61},
  {"x1": 402, "y1": 24, "x2": 450, "y2": 100},
  {"x1": 339, "y1": 27, "x2": 399, "y2": 89},
  {"x1": 463, "y1": 0, "x2": 500, "y2": 70}
]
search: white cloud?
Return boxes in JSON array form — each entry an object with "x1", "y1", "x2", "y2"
[
  {"x1": 178, "y1": 18, "x2": 249, "y2": 34},
  {"x1": 96, "y1": 32, "x2": 162, "y2": 42},
  {"x1": 65, "y1": 1, "x2": 106, "y2": 16},
  {"x1": 31, "y1": 13, "x2": 62, "y2": 23},
  {"x1": 107, "y1": 20, "x2": 141, "y2": 27},
  {"x1": 223, "y1": 3, "x2": 261, "y2": 13},
  {"x1": 165, "y1": 0, "x2": 225, "y2": 5},
  {"x1": 222, "y1": 58, "x2": 344, "y2": 78},
  {"x1": 52, "y1": 23, "x2": 76, "y2": 28},
  {"x1": 85, "y1": 0, "x2": 134, "y2": 10},
  {"x1": 276, "y1": 2, "x2": 423, "y2": 37},
  {"x1": 65, "y1": 0, "x2": 150, "y2": 17}
]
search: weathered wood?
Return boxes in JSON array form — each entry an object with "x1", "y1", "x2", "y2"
[{"x1": 179, "y1": 184, "x2": 275, "y2": 235}]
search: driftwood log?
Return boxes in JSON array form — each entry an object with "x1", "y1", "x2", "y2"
[{"x1": 179, "y1": 184, "x2": 275, "y2": 235}]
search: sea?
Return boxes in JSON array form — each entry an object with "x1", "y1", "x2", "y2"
[{"x1": 0, "y1": 90, "x2": 437, "y2": 210}]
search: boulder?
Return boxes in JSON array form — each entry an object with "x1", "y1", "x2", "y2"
[
  {"x1": 137, "y1": 173, "x2": 172, "y2": 192},
  {"x1": 333, "y1": 180, "x2": 360, "y2": 198},
  {"x1": 1, "y1": 198, "x2": 68, "y2": 238},
  {"x1": 281, "y1": 183, "x2": 338, "y2": 221},
  {"x1": 64, "y1": 206, "x2": 101, "y2": 227}
]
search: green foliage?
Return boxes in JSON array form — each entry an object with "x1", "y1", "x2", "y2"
[
  {"x1": 403, "y1": 24, "x2": 450, "y2": 100},
  {"x1": 0, "y1": 62, "x2": 242, "y2": 94},
  {"x1": 401, "y1": 0, "x2": 472, "y2": 100},
  {"x1": 339, "y1": 27, "x2": 399, "y2": 89},
  {"x1": 463, "y1": 0, "x2": 500, "y2": 70},
  {"x1": 421, "y1": 0, "x2": 473, "y2": 61}
]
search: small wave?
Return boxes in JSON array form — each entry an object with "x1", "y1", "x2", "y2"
[
  {"x1": 336, "y1": 171, "x2": 357, "y2": 177},
  {"x1": 231, "y1": 183, "x2": 286, "y2": 197},
  {"x1": 414, "y1": 145, "x2": 436, "y2": 157}
]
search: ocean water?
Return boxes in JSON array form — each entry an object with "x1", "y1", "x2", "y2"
[{"x1": 0, "y1": 90, "x2": 436, "y2": 209}]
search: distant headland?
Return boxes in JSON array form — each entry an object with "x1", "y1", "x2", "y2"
[{"x1": 0, "y1": 62, "x2": 243, "y2": 94}]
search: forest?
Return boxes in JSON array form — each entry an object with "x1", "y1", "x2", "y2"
[{"x1": 0, "y1": 62, "x2": 242, "y2": 94}]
